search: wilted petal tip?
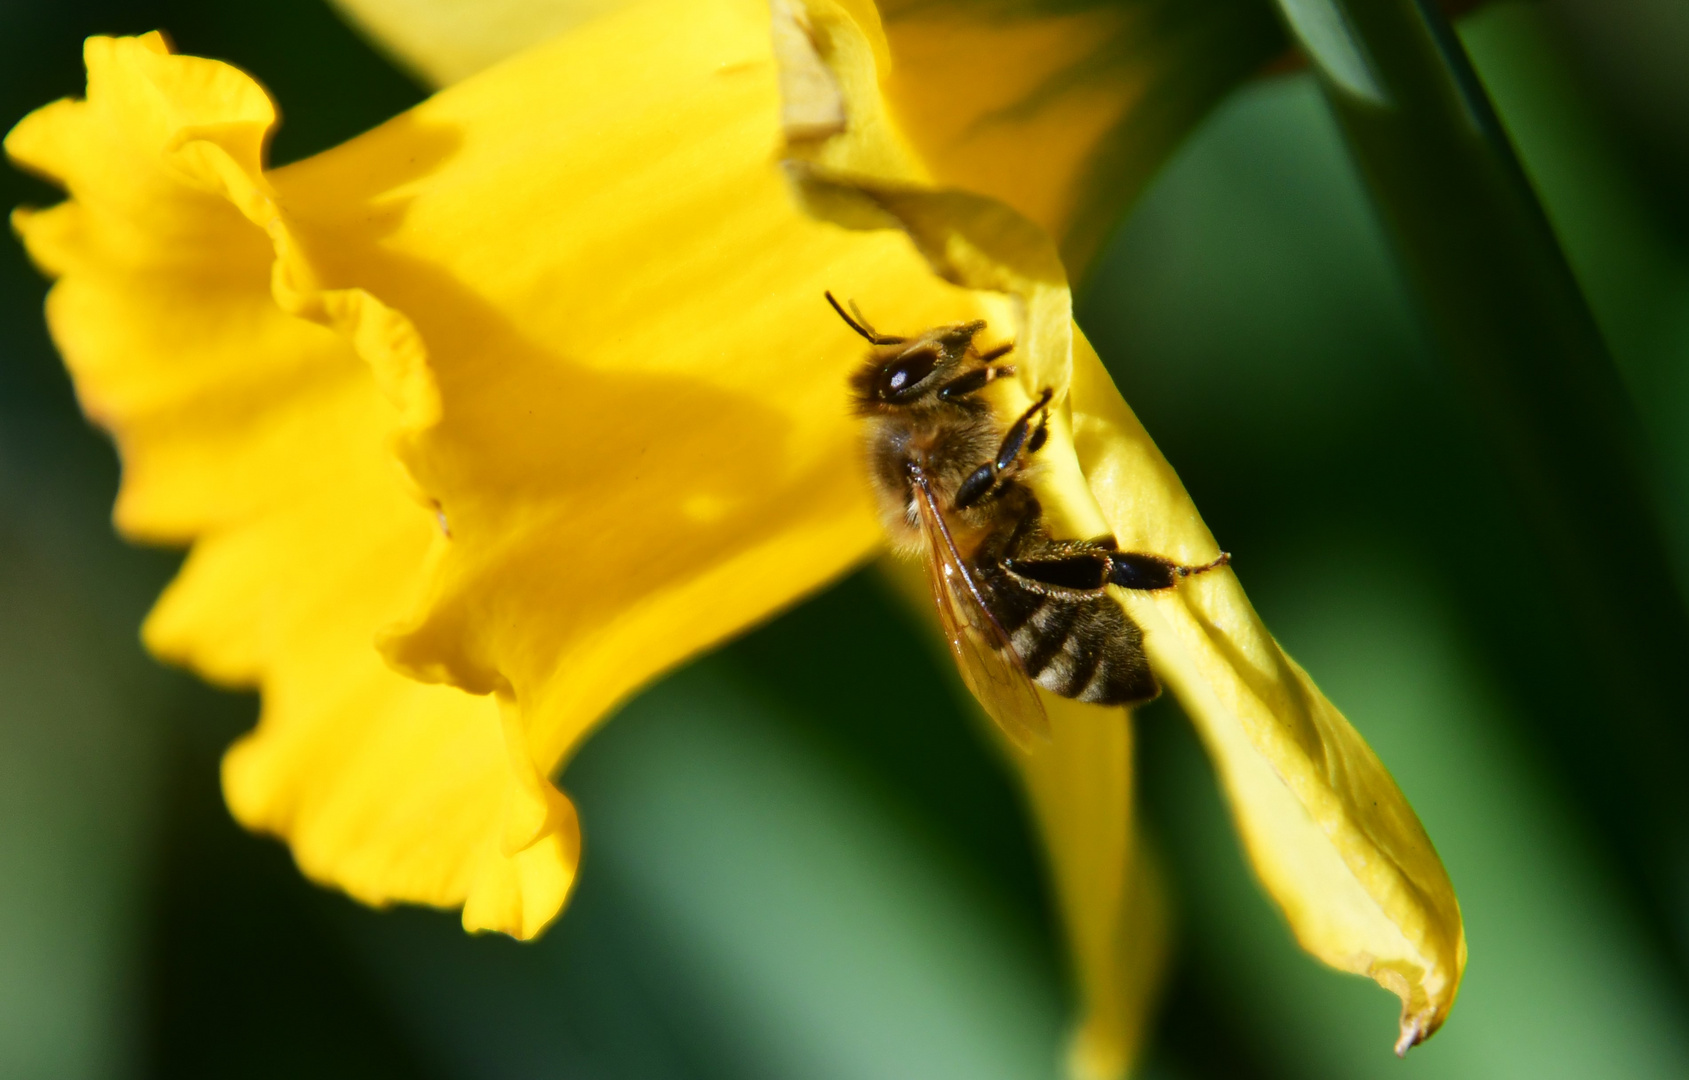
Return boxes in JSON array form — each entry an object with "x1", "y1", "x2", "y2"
[
  {"x1": 1396, "y1": 1017, "x2": 1427, "y2": 1057},
  {"x1": 771, "y1": 0, "x2": 846, "y2": 140}
]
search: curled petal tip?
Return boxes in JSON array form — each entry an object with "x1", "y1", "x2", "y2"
[{"x1": 1395, "y1": 1018, "x2": 1426, "y2": 1058}]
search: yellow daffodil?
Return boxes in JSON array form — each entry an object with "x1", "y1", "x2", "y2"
[{"x1": 7, "y1": 0, "x2": 1464, "y2": 1075}]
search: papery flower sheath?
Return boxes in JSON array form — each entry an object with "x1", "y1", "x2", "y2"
[{"x1": 9, "y1": 0, "x2": 1464, "y2": 1074}]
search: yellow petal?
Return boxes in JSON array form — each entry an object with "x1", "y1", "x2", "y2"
[
  {"x1": 12, "y1": 5, "x2": 1014, "y2": 937},
  {"x1": 1067, "y1": 336, "x2": 1466, "y2": 1052},
  {"x1": 776, "y1": 8, "x2": 1180, "y2": 1072},
  {"x1": 880, "y1": 553, "x2": 1167, "y2": 1078},
  {"x1": 1019, "y1": 696, "x2": 1168, "y2": 1080},
  {"x1": 326, "y1": 0, "x2": 630, "y2": 86},
  {"x1": 778, "y1": 0, "x2": 1283, "y2": 275},
  {"x1": 778, "y1": 0, "x2": 1077, "y2": 421},
  {"x1": 7, "y1": 33, "x2": 573, "y2": 938},
  {"x1": 291, "y1": 0, "x2": 992, "y2": 852},
  {"x1": 780, "y1": 0, "x2": 1464, "y2": 1058}
]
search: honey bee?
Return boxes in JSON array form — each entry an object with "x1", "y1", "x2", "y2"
[{"x1": 830, "y1": 292, "x2": 1229, "y2": 748}]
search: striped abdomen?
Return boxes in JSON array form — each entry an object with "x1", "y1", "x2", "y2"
[{"x1": 973, "y1": 557, "x2": 1159, "y2": 706}]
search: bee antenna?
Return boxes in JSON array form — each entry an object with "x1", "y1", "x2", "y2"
[{"x1": 825, "y1": 291, "x2": 905, "y2": 345}]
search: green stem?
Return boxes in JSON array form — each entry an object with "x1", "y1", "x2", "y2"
[{"x1": 1272, "y1": 0, "x2": 1689, "y2": 959}]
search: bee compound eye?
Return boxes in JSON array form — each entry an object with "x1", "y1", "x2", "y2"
[{"x1": 879, "y1": 351, "x2": 938, "y2": 399}]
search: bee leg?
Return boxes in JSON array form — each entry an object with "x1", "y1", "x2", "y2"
[
  {"x1": 954, "y1": 390, "x2": 1055, "y2": 510},
  {"x1": 1026, "y1": 407, "x2": 1049, "y2": 454},
  {"x1": 1005, "y1": 551, "x2": 1115, "y2": 590},
  {"x1": 936, "y1": 363, "x2": 1016, "y2": 401},
  {"x1": 1041, "y1": 536, "x2": 1120, "y2": 557},
  {"x1": 975, "y1": 340, "x2": 1015, "y2": 363},
  {"x1": 1108, "y1": 551, "x2": 1231, "y2": 591},
  {"x1": 1005, "y1": 534, "x2": 1121, "y2": 592},
  {"x1": 953, "y1": 462, "x2": 1000, "y2": 509},
  {"x1": 993, "y1": 389, "x2": 1055, "y2": 472}
]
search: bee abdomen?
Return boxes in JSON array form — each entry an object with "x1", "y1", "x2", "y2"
[
  {"x1": 1011, "y1": 598, "x2": 1078, "y2": 675},
  {"x1": 1006, "y1": 591, "x2": 1158, "y2": 707}
]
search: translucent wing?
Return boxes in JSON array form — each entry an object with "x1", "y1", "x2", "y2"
[{"x1": 908, "y1": 464, "x2": 1051, "y2": 750}]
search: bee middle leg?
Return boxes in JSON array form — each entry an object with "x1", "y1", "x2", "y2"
[
  {"x1": 994, "y1": 389, "x2": 1053, "y2": 471},
  {"x1": 953, "y1": 389, "x2": 1054, "y2": 510}
]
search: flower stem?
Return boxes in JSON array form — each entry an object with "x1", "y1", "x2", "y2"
[{"x1": 1272, "y1": 0, "x2": 1689, "y2": 961}]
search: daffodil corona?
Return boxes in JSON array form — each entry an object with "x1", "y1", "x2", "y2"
[{"x1": 8, "y1": 0, "x2": 1464, "y2": 1075}]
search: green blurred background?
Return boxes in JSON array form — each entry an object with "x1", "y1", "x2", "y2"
[{"x1": 3, "y1": 1, "x2": 1688, "y2": 1077}]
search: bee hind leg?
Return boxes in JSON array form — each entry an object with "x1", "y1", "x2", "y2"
[
  {"x1": 1013, "y1": 539, "x2": 1230, "y2": 592},
  {"x1": 1006, "y1": 549, "x2": 1115, "y2": 590},
  {"x1": 1004, "y1": 533, "x2": 1127, "y2": 591},
  {"x1": 1108, "y1": 550, "x2": 1231, "y2": 591}
]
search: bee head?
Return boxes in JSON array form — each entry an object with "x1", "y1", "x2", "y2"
[
  {"x1": 848, "y1": 322, "x2": 985, "y2": 409},
  {"x1": 826, "y1": 294, "x2": 998, "y2": 412}
]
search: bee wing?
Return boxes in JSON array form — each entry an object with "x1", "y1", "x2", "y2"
[{"x1": 909, "y1": 467, "x2": 1051, "y2": 750}]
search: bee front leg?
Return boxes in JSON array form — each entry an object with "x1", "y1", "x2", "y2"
[{"x1": 937, "y1": 363, "x2": 1017, "y2": 402}]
